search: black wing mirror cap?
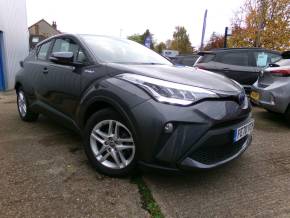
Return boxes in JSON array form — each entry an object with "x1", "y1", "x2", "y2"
[{"x1": 49, "y1": 52, "x2": 74, "y2": 65}]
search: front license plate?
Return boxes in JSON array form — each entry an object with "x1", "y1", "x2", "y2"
[
  {"x1": 250, "y1": 91, "x2": 260, "y2": 101},
  {"x1": 234, "y1": 120, "x2": 254, "y2": 142}
]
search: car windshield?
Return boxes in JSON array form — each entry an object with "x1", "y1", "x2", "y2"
[{"x1": 81, "y1": 35, "x2": 172, "y2": 65}]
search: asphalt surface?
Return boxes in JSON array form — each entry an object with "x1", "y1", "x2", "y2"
[{"x1": 1, "y1": 92, "x2": 290, "y2": 218}]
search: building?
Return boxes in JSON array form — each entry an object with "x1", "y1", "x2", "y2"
[
  {"x1": 28, "y1": 19, "x2": 61, "y2": 49},
  {"x1": 0, "y1": 0, "x2": 29, "y2": 91}
]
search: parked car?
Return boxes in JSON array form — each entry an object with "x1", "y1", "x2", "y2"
[
  {"x1": 195, "y1": 48, "x2": 281, "y2": 92},
  {"x1": 251, "y1": 51, "x2": 290, "y2": 121},
  {"x1": 173, "y1": 54, "x2": 200, "y2": 66},
  {"x1": 15, "y1": 34, "x2": 254, "y2": 176}
]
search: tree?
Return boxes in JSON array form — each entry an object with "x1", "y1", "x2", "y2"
[
  {"x1": 127, "y1": 29, "x2": 155, "y2": 49},
  {"x1": 229, "y1": 0, "x2": 290, "y2": 51},
  {"x1": 204, "y1": 32, "x2": 225, "y2": 50},
  {"x1": 127, "y1": 34, "x2": 143, "y2": 44},
  {"x1": 154, "y1": 42, "x2": 167, "y2": 53},
  {"x1": 170, "y1": 26, "x2": 193, "y2": 54}
]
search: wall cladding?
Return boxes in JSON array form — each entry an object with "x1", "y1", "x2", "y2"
[{"x1": 0, "y1": 0, "x2": 29, "y2": 90}]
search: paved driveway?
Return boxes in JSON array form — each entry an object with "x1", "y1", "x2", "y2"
[{"x1": 1, "y1": 92, "x2": 290, "y2": 218}]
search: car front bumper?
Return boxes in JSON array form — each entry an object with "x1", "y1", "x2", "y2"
[{"x1": 130, "y1": 98, "x2": 253, "y2": 172}]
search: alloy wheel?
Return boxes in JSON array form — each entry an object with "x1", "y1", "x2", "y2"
[
  {"x1": 18, "y1": 91, "x2": 27, "y2": 117},
  {"x1": 90, "y1": 120, "x2": 135, "y2": 169}
]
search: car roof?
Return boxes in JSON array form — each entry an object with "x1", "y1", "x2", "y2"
[
  {"x1": 175, "y1": 54, "x2": 200, "y2": 58},
  {"x1": 198, "y1": 48, "x2": 280, "y2": 55},
  {"x1": 35, "y1": 33, "x2": 76, "y2": 47},
  {"x1": 35, "y1": 33, "x2": 122, "y2": 47}
]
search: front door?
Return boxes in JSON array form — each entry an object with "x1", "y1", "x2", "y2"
[{"x1": 43, "y1": 37, "x2": 85, "y2": 118}]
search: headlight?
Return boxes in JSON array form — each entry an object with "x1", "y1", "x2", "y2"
[{"x1": 117, "y1": 73, "x2": 218, "y2": 106}]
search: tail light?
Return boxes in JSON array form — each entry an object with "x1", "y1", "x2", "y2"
[{"x1": 270, "y1": 69, "x2": 290, "y2": 77}]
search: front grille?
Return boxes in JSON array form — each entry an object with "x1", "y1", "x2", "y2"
[
  {"x1": 213, "y1": 117, "x2": 248, "y2": 129},
  {"x1": 190, "y1": 136, "x2": 247, "y2": 165}
]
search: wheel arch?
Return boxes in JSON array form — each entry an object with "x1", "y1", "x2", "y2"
[
  {"x1": 14, "y1": 82, "x2": 22, "y2": 92},
  {"x1": 80, "y1": 96, "x2": 138, "y2": 136}
]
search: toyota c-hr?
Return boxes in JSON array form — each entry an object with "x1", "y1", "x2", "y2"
[{"x1": 15, "y1": 34, "x2": 254, "y2": 176}]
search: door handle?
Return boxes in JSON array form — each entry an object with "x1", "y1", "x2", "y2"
[
  {"x1": 223, "y1": 68, "x2": 230, "y2": 72},
  {"x1": 43, "y1": 67, "x2": 48, "y2": 74}
]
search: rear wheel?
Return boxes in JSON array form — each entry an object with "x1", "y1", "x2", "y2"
[
  {"x1": 84, "y1": 108, "x2": 136, "y2": 176},
  {"x1": 17, "y1": 89, "x2": 39, "y2": 122}
]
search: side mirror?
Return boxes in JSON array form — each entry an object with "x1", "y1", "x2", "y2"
[{"x1": 49, "y1": 52, "x2": 74, "y2": 65}]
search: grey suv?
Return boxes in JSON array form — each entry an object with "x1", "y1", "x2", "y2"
[
  {"x1": 15, "y1": 34, "x2": 254, "y2": 176},
  {"x1": 195, "y1": 48, "x2": 281, "y2": 92}
]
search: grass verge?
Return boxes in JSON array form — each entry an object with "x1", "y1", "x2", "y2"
[{"x1": 131, "y1": 175, "x2": 164, "y2": 218}]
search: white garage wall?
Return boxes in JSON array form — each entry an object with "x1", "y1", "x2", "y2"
[{"x1": 0, "y1": 0, "x2": 29, "y2": 90}]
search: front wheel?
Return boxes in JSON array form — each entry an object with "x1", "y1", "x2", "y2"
[
  {"x1": 284, "y1": 106, "x2": 290, "y2": 124},
  {"x1": 17, "y1": 89, "x2": 39, "y2": 122},
  {"x1": 84, "y1": 109, "x2": 137, "y2": 176}
]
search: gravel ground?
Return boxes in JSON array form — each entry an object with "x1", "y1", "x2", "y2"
[
  {"x1": 0, "y1": 92, "x2": 149, "y2": 218},
  {"x1": 1, "y1": 91, "x2": 290, "y2": 218}
]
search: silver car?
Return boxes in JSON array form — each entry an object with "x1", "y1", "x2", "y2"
[{"x1": 251, "y1": 51, "x2": 290, "y2": 121}]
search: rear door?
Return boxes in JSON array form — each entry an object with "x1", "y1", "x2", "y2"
[
  {"x1": 214, "y1": 51, "x2": 257, "y2": 85},
  {"x1": 34, "y1": 40, "x2": 54, "y2": 100}
]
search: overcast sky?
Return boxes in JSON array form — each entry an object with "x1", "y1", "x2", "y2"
[{"x1": 26, "y1": 0, "x2": 243, "y2": 48}]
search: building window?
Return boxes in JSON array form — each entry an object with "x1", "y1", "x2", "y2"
[{"x1": 32, "y1": 37, "x2": 40, "y2": 43}]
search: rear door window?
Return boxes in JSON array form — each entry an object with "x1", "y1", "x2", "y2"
[
  {"x1": 37, "y1": 41, "x2": 52, "y2": 60},
  {"x1": 216, "y1": 52, "x2": 249, "y2": 66}
]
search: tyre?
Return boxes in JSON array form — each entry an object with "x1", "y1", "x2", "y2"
[
  {"x1": 284, "y1": 106, "x2": 290, "y2": 124},
  {"x1": 84, "y1": 108, "x2": 137, "y2": 176},
  {"x1": 16, "y1": 89, "x2": 39, "y2": 122}
]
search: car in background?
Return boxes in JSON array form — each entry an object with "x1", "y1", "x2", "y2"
[
  {"x1": 173, "y1": 54, "x2": 200, "y2": 66},
  {"x1": 195, "y1": 48, "x2": 281, "y2": 92},
  {"x1": 251, "y1": 51, "x2": 290, "y2": 122}
]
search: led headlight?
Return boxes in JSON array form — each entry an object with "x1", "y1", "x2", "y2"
[{"x1": 117, "y1": 73, "x2": 218, "y2": 106}]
